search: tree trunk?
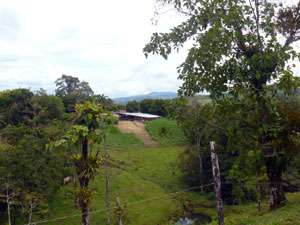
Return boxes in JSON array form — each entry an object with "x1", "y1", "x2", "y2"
[
  {"x1": 5, "y1": 179, "x2": 11, "y2": 225},
  {"x1": 82, "y1": 139, "x2": 88, "y2": 162},
  {"x1": 6, "y1": 190, "x2": 11, "y2": 225},
  {"x1": 81, "y1": 204, "x2": 90, "y2": 225},
  {"x1": 7, "y1": 202, "x2": 11, "y2": 225},
  {"x1": 266, "y1": 157, "x2": 286, "y2": 210},
  {"x1": 80, "y1": 138, "x2": 90, "y2": 225}
]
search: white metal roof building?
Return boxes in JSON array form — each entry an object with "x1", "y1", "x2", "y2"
[{"x1": 118, "y1": 112, "x2": 162, "y2": 121}]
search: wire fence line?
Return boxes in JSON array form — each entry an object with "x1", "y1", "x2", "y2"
[
  {"x1": 24, "y1": 180, "x2": 287, "y2": 225},
  {"x1": 24, "y1": 183, "x2": 214, "y2": 225}
]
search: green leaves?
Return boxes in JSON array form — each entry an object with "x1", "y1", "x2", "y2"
[
  {"x1": 71, "y1": 153, "x2": 103, "y2": 181},
  {"x1": 145, "y1": 0, "x2": 300, "y2": 102}
]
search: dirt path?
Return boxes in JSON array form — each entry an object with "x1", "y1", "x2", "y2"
[{"x1": 118, "y1": 121, "x2": 160, "y2": 147}]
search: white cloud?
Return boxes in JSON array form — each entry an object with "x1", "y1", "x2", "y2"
[
  {"x1": 0, "y1": 0, "x2": 186, "y2": 97},
  {"x1": 4, "y1": 0, "x2": 297, "y2": 98}
]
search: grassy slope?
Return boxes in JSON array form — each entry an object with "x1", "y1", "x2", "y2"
[
  {"x1": 145, "y1": 118, "x2": 187, "y2": 146},
  {"x1": 29, "y1": 146, "x2": 215, "y2": 225},
  {"x1": 43, "y1": 164, "x2": 178, "y2": 225},
  {"x1": 209, "y1": 192, "x2": 300, "y2": 225},
  {"x1": 105, "y1": 125, "x2": 144, "y2": 149},
  {"x1": 108, "y1": 147, "x2": 187, "y2": 191},
  {"x1": 12, "y1": 120, "x2": 300, "y2": 225}
]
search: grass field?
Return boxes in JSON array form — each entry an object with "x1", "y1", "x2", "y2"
[
  {"x1": 145, "y1": 118, "x2": 187, "y2": 146},
  {"x1": 105, "y1": 125, "x2": 144, "y2": 149},
  {"x1": 34, "y1": 142, "x2": 300, "y2": 225},
  {"x1": 27, "y1": 146, "x2": 215, "y2": 225},
  {"x1": 6, "y1": 120, "x2": 300, "y2": 225},
  {"x1": 210, "y1": 192, "x2": 300, "y2": 225}
]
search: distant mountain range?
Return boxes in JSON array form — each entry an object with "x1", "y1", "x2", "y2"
[{"x1": 113, "y1": 92, "x2": 178, "y2": 105}]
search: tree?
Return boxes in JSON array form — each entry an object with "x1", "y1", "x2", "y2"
[
  {"x1": 36, "y1": 95, "x2": 65, "y2": 122},
  {"x1": 0, "y1": 128, "x2": 65, "y2": 224},
  {"x1": 78, "y1": 81, "x2": 94, "y2": 98},
  {"x1": 168, "y1": 98, "x2": 246, "y2": 203},
  {"x1": 0, "y1": 89, "x2": 65, "y2": 129},
  {"x1": 55, "y1": 102, "x2": 104, "y2": 225},
  {"x1": 55, "y1": 75, "x2": 94, "y2": 112},
  {"x1": 168, "y1": 99, "x2": 208, "y2": 191},
  {"x1": 0, "y1": 145, "x2": 19, "y2": 225},
  {"x1": 144, "y1": 0, "x2": 300, "y2": 210},
  {"x1": 126, "y1": 100, "x2": 140, "y2": 112},
  {"x1": 55, "y1": 75, "x2": 81, "y2": 97},
  {"x1": 0, "y1": 88, "x2": 33, "y2": 127},
  {"x1": 139, "y1": 99, "x2": 153, "y2": 114},
  {"x1": 93, "y1": 94, "x2": 117, "y2": 111},
  {"x1": 140, "y1": 99, "x2": 169, "y2": 116}
]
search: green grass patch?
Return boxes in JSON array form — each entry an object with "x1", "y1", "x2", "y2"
[
  {"x1": 105, "y1": 125, "x2": 144, "y2": 149},
  {"x1": 29, "y1": 146, "x2": 216, "y2": 225},
  {"x1": 31, "y1": 168, "x2": 179, "y2": 225},
  {"x1": 209, "y1": 192, "x2": 300, "y2": 225},
  {"x1": 145, "y1": 118, "x2": 187, "y2": 146},
  {"x1": 108, "y1": 146, "x2": 187, "y2": 191}
]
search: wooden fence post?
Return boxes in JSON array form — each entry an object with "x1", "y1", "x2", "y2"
[
  {"x1": 210, "y1": 141, "x2": 225, "y2": 225},
  {"x1": 116, "y1": 196, "x2": 123, "y2": 225}
]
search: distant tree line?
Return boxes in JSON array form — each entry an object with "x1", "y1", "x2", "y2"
[{"x1": 125, "y1": 99, "x2": 170, "y2": 116}]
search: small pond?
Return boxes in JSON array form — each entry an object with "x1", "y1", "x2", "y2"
[{"x1": 175, "y1": 214, "x2": 212, "y2": 225}]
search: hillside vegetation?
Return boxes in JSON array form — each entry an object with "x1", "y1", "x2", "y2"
[
  {"x1": 1, "y1": 116, "x2": 300, "y2": 224},
  {"x1": 145, "y1": 118, "x2": 187, "y2": 146},
  {"x1": 211, "y1": 192, "x2": 300, "y2": 225},
  {"x1": 22, "y1": 128, "x2": 300, "y2": 225},
  {"x1": 25, "y1": 146, "x2": 216, "y2": 225}
]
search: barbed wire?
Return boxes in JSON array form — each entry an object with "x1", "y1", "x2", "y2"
[
  {"x1": 24, "y1": 183, "x2": 215, "y2": 225},
  {"x1": 24, "y1": 179, "x2": 289, "y2": 225}
]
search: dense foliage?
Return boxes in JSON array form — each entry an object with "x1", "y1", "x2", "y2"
[
  {"x1": 125, "y1": 100, "x2": 140, "y2": 112},
  {"x1": 139, "y1": 98, "x2": 170, "y2": 116},
  {"x1": 0, "y1": 75, "x2": 120, "y2": 224},
  {"x1": 145, "y1": 0, "x2": 300, "y2": 210},
  {"x1": 0, "y1": 118, "x2": 68, "y2": 224},
  {"x1": 125, "y1": 98, "x2": 170, "y2": 116}
]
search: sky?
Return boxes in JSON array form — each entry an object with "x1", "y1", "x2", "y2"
[
  {"x1": 0, "y1": 0, "x2": 186, "y2": 98},
  {"x1": 1, "y1": 1, "x2": 300, "y2": 98}
]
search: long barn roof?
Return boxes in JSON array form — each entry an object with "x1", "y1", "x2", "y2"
[{"x1": 118, "y1": 112, "x2": 162, "y2": 118}]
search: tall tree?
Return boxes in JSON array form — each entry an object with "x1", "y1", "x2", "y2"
[
  {"x1": 145, "y1": 0, "x2": 300, "y2": 210},
  {"x1": 55, "y1": 75, "x2": 81, "y2": 97},
  {"x1": 56, "y1": 102, "x2": 103, "y2": 225},
  {"x1": 55, "y1": 75, "x2": 94, "y2": 112}
]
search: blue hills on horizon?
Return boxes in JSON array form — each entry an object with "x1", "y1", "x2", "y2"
[{"x1": 112, "y1": 92, "x2": 178, "y2": 105}]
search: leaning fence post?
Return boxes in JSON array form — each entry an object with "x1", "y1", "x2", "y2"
[
  {"x1": 210, "y1": 141, "x2": 225, "y2": 225},
  {"x1": 116, "y1": 196, "x2": 123, "y2": 225}
]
